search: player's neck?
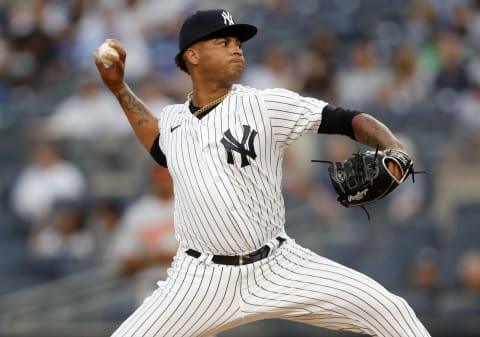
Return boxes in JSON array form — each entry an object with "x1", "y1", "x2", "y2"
[{"x1": 190, "y1": 82, "x2": 232, "y2": 108}]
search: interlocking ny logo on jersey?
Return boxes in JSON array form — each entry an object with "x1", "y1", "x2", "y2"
[
  {"x1": 221, "y1": 10, "x2": 234, "y2": 25},
  {"x1": 221, "y1": 125, "x2": 257, "y2": 167}
]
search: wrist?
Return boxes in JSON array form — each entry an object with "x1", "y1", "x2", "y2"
[
  {"x1": 385, "y1": 143, "x2": 407, "y2": 153},
  {"x1": 108, "y1": 81, "x2": 128, "y2": 95}
]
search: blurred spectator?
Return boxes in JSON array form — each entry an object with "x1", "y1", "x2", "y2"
[
  {"x1": 88, "y1": 198, "x2": 124, "y2": 262},
  {"x1": 335, "y1": 39, "x2": 388, "y2": 109},
  {"x1": 105, "y1": 165, "x2": 177, "y2": 275},
  {"x1": 244, "y1": 0, "x2": 302, "y2": 51},
  {"x1": 433, "y1": 30, "x2": 470, "y2": 92},
  {"x1": 30, "y1": 202, "x2": 94, "y2": 259},
  {"x1": 431, "y1": 0, "x2": 471, "y2": 31},
  {"x1": 3, "y1": 1, "x2": 59, "y2": 86},
  {"x1": 135, "y1": 78, "x2": 177, "y2": 118},
  {"x1": 307, "y1": 28, "x2": 338, "y2": 69},
  {"x1": 376, "y1": 44, "x2": 431, "y2": 114},
  {"x1": 405, "y1": 0, "x2": 437, "y2": 46},
  {"x1": 146, "y1": 13, "x2": 184, "y2": 79},
  {"x1": 459, "y1": 250, "x2": 480, "y2": 294},
  {"x1": 454, "y1": 81, "x2": 480, "y2": 162},
  {"x1": 439, "y1": 76, "x2": 480, "y2": 163},
  {"x1": 42, "y1": 74, "x2": 130, "y2": 140},
  {"x1": 242, "y1": 45, "x2": 297, "y2": 90},
  {"x1": 457, "y1": 79, "x2": 480, "y2": 127},
  {"x1": 298, "y1": 28, "x2": 338, "y2": 101},
  {"x1": 439, "y1": 249, "x2": 480, "y2": 317},
  {"x1": 298, "y1": 51, "x2": 336, "y2": 101},
  {"x1": 402, "y1": 246, "x2": 439, "y2": 317},
  {"x1": 9, "y1": 141, "x2": 86, "y2": 225},
  {"x1": 72, "y1": 0, "x2": 151, "y2": 81},
  {"x1": 467, "y1": 0, "x2": 480, "y2": 50},
  {"x1": 449, "y1": 3, "x2": 469, "y2": 36},
  {"x1": 0, "y1": 33, "x2": 13, "y2": 85},
  {"x1": 29, "y1": 201, "x2": 95, "y2": 278},
  {"x1": 140, "y1": 1, "x2": 195, "y2": 98},
  {"x1": 408, "y1": 247, "x2": 440, "y2": 293},
  {"x1": 131, "y1": 0, "x2": 196, "y2": 30}
]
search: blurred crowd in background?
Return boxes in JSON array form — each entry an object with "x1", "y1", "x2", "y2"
[{"x1": 1, "y1": 0, "x2": 480, "y2": 336}]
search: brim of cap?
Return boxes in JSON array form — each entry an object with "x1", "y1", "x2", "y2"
[{"x1": 179, "y1": 23, "x2": 258, "y2": 56}]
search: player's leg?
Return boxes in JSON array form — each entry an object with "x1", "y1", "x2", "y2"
[
  {"x1": 241, "y1": 239, "x2": 431, "y2": 337},
  {"x1": 111, "y1": 254, "x2": 243, "y2": 337}
]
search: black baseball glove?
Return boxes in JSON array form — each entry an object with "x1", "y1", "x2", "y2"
[{"x1": 313, "y1": 148, "x2": 414, "y2": 210}]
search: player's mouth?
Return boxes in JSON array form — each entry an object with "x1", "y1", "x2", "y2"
[{"x1": 230, "y1": 58, "x2": 244, "y2": 65}]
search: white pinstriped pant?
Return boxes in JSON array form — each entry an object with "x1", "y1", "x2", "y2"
[{"x1": 111, "y1": 238, "x2": 431, "y2": 337}]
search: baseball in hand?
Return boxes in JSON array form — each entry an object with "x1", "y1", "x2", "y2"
[{"x1": 98, "y1": 42, "x2": 119, "y2": 67}]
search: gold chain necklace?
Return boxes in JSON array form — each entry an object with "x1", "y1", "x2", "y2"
[{"x1": 188, "y1": 90, "x2": 230, "y2": 118}]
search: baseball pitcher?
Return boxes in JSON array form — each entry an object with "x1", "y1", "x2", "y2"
[{"x1": 94, "y1": 9, "x2": 431, "y2": 337}]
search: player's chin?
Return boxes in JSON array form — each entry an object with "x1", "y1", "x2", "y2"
[{"x1": 228, "y1": 63, "x2": 244, "y2": 79}]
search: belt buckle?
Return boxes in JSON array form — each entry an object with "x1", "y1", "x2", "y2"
[{"x1": 239, "y1": 251, "x2": 256, "y2": 265}]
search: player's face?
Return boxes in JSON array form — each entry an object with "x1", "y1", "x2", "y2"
[{"x1": 195, "y1": 36, "x2": 245, "y2": 83}]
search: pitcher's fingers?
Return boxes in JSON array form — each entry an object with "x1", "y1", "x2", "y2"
[
  {"x1": 106, "y1": 38, "x2": 126, "y2": 62},
  {"x1": 102, "y1": 52, "x2": 120, "y2": 67},
  {"x1": 93, "y1": 52, "x2": 105, "y2": 70}
]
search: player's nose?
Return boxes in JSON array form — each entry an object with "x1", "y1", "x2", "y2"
[
  {"x1": 229, "y1": 37, "x2": 243, "y2": 54},
  {"x1": 233, "y1": 44, "x2": 243, "y2": 56}
]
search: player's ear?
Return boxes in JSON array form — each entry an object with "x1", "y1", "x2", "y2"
[{"x1": 185, "y1": 46, "x2": 200, "y2": 66}]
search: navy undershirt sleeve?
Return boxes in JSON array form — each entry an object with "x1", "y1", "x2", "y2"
[
  {"x1": 318, "y1": 104, "x2": 361, "y2": 140},
  {"x1": 150, "y1": 134, "x2": 168, "y2": 168}
]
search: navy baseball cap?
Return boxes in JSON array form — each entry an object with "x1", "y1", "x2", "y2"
[{"x1": 177, "y1": 9, "x2": 257, "y2": 56}]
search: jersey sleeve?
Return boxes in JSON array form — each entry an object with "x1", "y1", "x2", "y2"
[
  {"x1": 150, "y1": 135, "x2": 168, "y2": 168},
  {"x1": 152, "y1": 106, "x2": 169, "y2": 167},
  {"x1": 261, "y1": 88, "x2": 328, "y2": 147}
]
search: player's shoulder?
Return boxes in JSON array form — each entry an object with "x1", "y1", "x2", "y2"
[
  {"x1": 232, "y1": 84, "x2": 300, "y2": 100},
  {"x1": 163, "y1": 103, "x2": 186, "y2": 113},
  {"x1": 157, "y1": 103, "x2": 186, "y2": 118},
  {"x1": 231, "y1": 83, "x2": 258, "y2": 97}
]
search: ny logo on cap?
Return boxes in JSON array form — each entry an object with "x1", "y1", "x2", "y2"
[{"x1": 221, "y1": 10, "x2": 234, "y2": 26}]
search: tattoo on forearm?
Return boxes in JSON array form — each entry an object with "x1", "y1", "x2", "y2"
[
  {"x1": 115, "y1": 90, "x2": 150, "y2": 125},
  {"x1": 356, "y1": 114, "x2": 400, "y2": 150},
  {"x1": 363, "y1": 122, "x2": 382, "y2": 148}
]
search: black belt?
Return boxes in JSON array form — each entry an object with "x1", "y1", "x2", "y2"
[{"x1": 186, "y1": 237, "x2": 286, "y2": 266}]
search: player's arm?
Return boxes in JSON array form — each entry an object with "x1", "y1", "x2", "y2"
[
  {"x1": 352, "y1": 113, "x2": 406, "y2": 179},
  {"x1": 318, "y1": 105, "x2": 406, "y2": 179},
  {"x1": 318, "y1": 105, "x2": 403, "y2": 150},
  {"x1": 111, "y1": 84, "x2": 159, "y2": 151},
  {"x1": 93, "y1": 39, "x2": 159, "y2": 153}
]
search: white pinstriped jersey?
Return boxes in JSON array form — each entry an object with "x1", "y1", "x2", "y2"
[
  {"x1": 157, "y1": 84, "x2": 328, "y2": 255},
  {"x1": 113, "y1": 84, "x2": 431, "y2": 337}
]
